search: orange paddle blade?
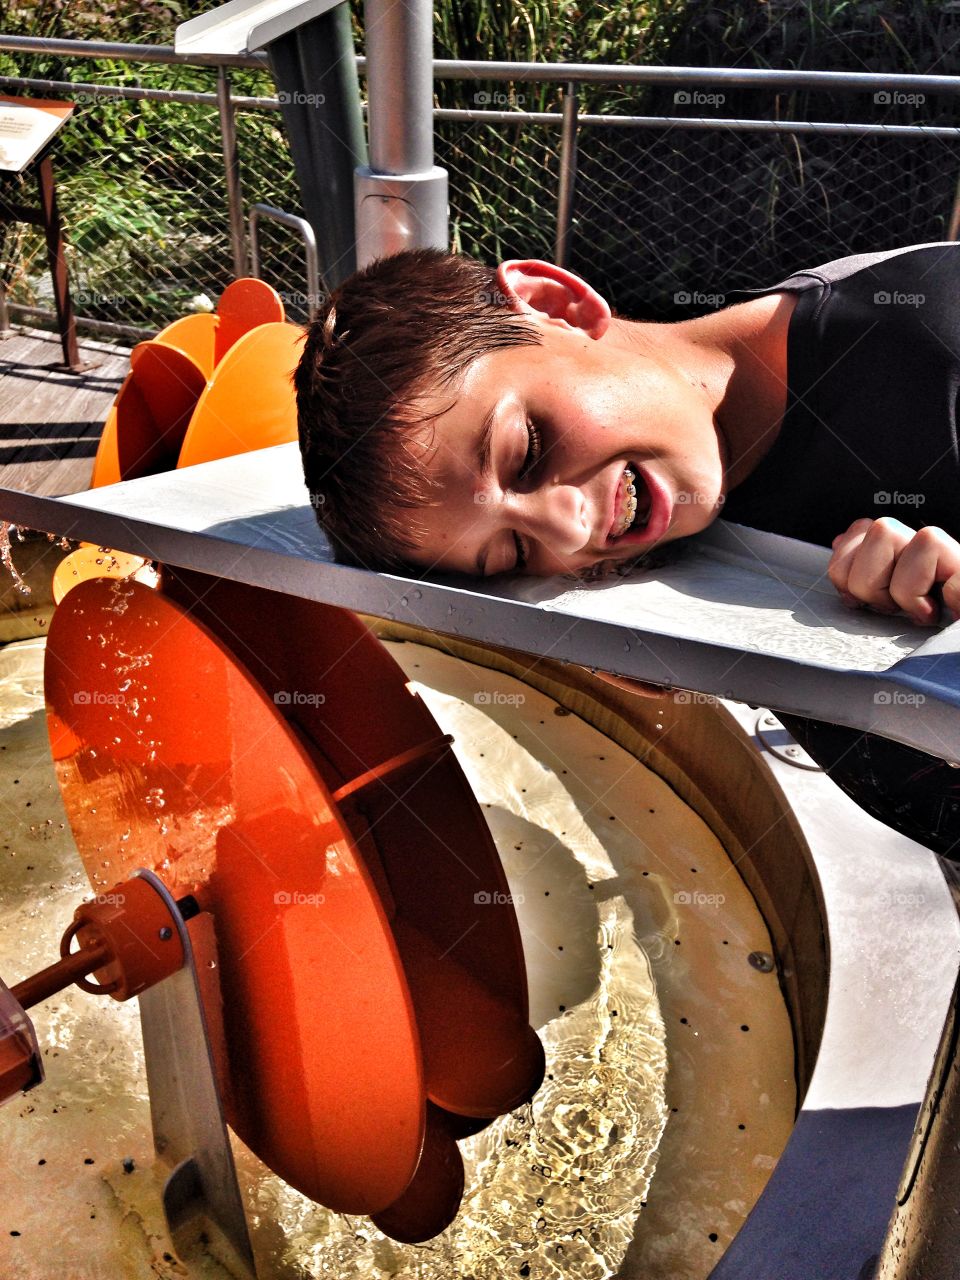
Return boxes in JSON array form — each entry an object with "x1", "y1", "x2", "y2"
[
  {"x1": 176, "y1": 322, "x2": 302, "y2": 469},
  {"x1": 44, "y1": 578, "x2": 425, "y2": 1215},
  {"x1": 215, "y1": 277, "x2": 286, "y2": 363},
  {"x1": 91, "y1": 341, "x2": 206, "y2": 486},
  {"x1": 160, "y1": 570, "x2": 544, "y2": 1120}
]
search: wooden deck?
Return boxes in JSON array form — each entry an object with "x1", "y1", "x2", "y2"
[
  {"x1": 0, "y1": 326, "x2": 129, "y2": 639},
  {"x1": 0, "y1": 325, "x2": 128, "y2": 497}
]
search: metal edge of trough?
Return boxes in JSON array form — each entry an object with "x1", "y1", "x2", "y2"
[
  {"x1": 1, "y1": 457, "x2": 959, "y2": 1275},
  {"x1": 0, "y1": 452, "x2": 958, "y2": 765},
  {"x1": 362, "y1": 621, "x2": 957, "y2": 1280},
  {"x1": 707, "y1": 703, "x2": 960, "y2": 1280}
]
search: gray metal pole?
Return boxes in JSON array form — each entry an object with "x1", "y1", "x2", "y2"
[
  {"x1": 355, "y1": 0, "x2": 448, "y2": 266},
  {"x1": 875, "y1": 964, "x2": 960, "y2": 1280},
  {"x1": 555, "y1": 80, "x2": 579, "y2": 268},
  {"x1": 364, "y1": 0, "x2": 432, "y2": 175},
  {"x1": 216, "y1": 67, "x2": 247, "y2": 278},
  {"x1": 265, "y1": 6, "x2": 367, "y2": 290}
]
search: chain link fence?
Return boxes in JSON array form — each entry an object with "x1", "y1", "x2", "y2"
[
  {"x1": 570, "y1": 119, "x2": 960, "y2": 318},
  {"x1": 1, "y1": 44, "x2": 959, "y2": 337}
]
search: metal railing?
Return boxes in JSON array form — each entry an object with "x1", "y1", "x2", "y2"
[{"x1": 1, "y1": 33, "x2": 959, "y2": 337}]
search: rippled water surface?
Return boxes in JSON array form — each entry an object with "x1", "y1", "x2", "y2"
[{"x1": 0, "y1": 636, "x2": 795, "y2": 1280}]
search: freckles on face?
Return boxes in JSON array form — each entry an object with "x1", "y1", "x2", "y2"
[
  {"x1": 402, "y1": 376, "x2": 509, "y2": 574},
  {"x1": 402, "y1": 328, "x2": 725, "y2": 576}
]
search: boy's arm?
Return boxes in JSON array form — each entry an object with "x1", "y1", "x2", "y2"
[{"x1": 828, "y1": 517, "x2": 960, "y2": 626}]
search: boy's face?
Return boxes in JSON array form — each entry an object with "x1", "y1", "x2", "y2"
[{"x1": 402, "y1": 309, "x2": 728, "y2": 578}]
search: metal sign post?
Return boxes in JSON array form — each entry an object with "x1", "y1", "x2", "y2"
[{"x1": 176, "y1": 0, "x2": 368, "y2": 291}]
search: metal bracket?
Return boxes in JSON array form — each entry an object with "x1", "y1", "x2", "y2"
[
  {"x1": 354, "y1": 166, "x2": 449, "y2": 265},
  {"x1": 755, "y1": 710, "x2": 822, "y2": 771},
  {"x1": 249, "y1": 202, "x2": 322, "y2": 318},
  {"x1": 135, "y1": 868, "x2": 258, "y2": 1280}
]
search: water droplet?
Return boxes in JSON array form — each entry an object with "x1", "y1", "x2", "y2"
[{"x1": 0, "y1": 522, "x2": 31, "y2": 596}]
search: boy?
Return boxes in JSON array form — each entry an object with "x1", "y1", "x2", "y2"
[{"x1": 295, "y1": 244, "x2": 960, "y2": 853}]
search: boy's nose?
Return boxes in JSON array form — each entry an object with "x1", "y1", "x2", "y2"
[{"x1": 511, "y1": 484, "x2": 592, "y2": 556}]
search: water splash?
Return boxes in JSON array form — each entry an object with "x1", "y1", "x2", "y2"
[{"x1": 0, "y1": 522, "x2": 31, "y2": 596}]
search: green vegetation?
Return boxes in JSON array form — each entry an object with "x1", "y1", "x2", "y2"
[{"x1": 1, "y1": 0, "x2": 959, "y2": 327}]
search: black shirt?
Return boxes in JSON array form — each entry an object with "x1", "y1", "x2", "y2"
[
  {"x1": 722, "y1": 242, "x2": 960, "y2": 545},
  {"x1": 720, "y1": 244, "x2": 960, "y2": 856}
]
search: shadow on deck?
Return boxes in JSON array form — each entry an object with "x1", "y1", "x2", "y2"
[
  {"x1": 0, "y1": 325, "x2": 128, "y2": 641},
  {"x1": 0, "y1": 325, "x2": 128, "y2": 498}
]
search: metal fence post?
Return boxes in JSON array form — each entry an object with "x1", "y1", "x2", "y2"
[
  {"x1": 555, "y1": 80, "x2": 579, "y2": 268},
  {"x1": 217, "y1": 66, "x2": 247, "y2": 279}
]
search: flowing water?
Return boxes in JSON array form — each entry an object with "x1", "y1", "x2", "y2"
[{"x1": 0, "y1": 635, "x2": 795, "y2": 1280}]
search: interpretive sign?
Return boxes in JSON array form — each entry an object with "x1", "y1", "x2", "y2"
[{"x1": 0, "y1": 97, "x2": 73, "y2": 174}]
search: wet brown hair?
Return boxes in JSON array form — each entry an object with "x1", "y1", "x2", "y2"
[{"x1": 294, "y1": 248, "x2": 542, "y2": 571}]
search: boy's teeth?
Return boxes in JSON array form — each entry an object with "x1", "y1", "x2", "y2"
[{"x1": 613, "y1": 465, "x2": 639, "y2": 537}]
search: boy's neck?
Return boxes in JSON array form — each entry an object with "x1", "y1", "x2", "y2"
[{"x1": 612, "y1": 292, "x2": 797, "y2": 491}]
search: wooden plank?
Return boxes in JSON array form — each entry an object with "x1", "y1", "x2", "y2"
[{"x1": 0, "y1": 326, "x2": 127, "y2": 496}]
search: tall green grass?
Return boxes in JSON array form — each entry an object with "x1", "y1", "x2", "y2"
[{"x1": 1, "y1": 0, "x2": 959, "y2": 324}]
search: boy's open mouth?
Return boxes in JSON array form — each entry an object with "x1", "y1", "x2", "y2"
[{"x1": 609, "y1": 462, "x2": 652, "y2": 539}]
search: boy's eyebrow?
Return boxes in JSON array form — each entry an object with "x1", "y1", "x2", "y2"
[
  {"x1": 474, "y1": 404, "x2": 497, "y2": 577},
  {"x1": 476, "y1": 403, "x2": 496, "y2": 479}
]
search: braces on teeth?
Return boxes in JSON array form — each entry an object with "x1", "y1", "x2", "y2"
[{"x1": 614, "y1": 465, "x2": 638, "y2": 536}]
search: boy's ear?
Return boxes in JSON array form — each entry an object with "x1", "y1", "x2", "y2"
[{"x1": 496, "y1": 260, "x2": 611, "y2": 339}]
